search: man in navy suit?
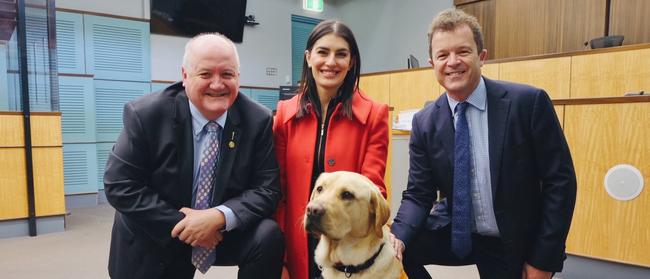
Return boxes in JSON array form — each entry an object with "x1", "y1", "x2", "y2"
[
  {"x1": 104, "y1": 33, "x2": 283, "y2": 279},
  {"x1": 390, "y1": 9, "x2": 576, "y2": 279}
]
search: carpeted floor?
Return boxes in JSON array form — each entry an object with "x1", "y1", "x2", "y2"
[{"x1": 0, "y1": 204, "x2": 479, "y2": 279}]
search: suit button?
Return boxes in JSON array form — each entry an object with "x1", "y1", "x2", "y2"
[{"x1": 328, "y1": 158, "x2": 335, "y2": 166}]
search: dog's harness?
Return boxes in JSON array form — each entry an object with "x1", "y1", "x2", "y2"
[{"x1": 330, "y1": 243, "x2": 385, "y2": 278}]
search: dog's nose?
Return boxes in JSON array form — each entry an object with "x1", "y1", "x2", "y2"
[{"x1": 306, "y1": 203, "x2": 325, "y2": 218}]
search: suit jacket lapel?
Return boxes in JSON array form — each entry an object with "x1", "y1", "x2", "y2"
[
  {"x1": 434, "y1": 96, "x2": 455, "y2": 168},
  {"x1": 211, "y1": 98, "x2": 241, "y2": 205},
  {"x1": 174, "y1": 90, "x2": 194, "y2": 207},
  {"x1": 485, "y1": 78, "x2": 510, "y2": 197}
]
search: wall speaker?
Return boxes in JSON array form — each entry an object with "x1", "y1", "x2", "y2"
[{"x1": 604, "y1": 164, "x2": 644, "y2": 201}]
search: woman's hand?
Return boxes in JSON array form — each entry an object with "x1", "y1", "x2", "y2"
[{"x1": 281, "y1": 265, "x2": 290, "y2": 279}]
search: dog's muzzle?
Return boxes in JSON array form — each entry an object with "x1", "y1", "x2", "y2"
[{"x1": 305, "y1": 203, "x2": 325, "y2": 233}]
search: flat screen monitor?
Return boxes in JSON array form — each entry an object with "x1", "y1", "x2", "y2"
[
  {"x1": 279, "y1": 86, "x2": 300, "y2": 100},
  {"x1": 407, "y1": 54, "x2": 419, "y2": 68},
  {"x1": 150, "y1": 0, "x2": 248, "y2": 42}
]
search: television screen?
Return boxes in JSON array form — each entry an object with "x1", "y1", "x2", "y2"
[
  {"x1": 407, "y1": 54, "x2": 419, "y2": 68},
  {"x1": 151, "y1": 0, "x2": 248, "y2": 42},
  {"x1": 279, "y1": 86, "x2": 300, "y2": 100}
]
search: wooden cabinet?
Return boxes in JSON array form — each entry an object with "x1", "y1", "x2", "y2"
[{"x1": 456, "y1": 0, "x2": 650, "y2": 59}]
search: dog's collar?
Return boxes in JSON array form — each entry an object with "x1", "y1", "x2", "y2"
[{"x1": 331, "y1": 243, "x2": 385, "y2": 278}]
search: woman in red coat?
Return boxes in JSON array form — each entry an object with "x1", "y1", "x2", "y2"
[{"x1": 273, "y1": 20, "x2": 389, "y2": 279}]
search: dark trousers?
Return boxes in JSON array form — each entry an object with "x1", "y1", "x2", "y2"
[
  {"x1": 402, "y1": 225, "x2": 523, "y2": 279},
  {"x1": 162, "y1": 218, "x2": 284, "y2": 279},
  {"x1": 308, "y1": 234, "x2": 322, "y2": 279}
]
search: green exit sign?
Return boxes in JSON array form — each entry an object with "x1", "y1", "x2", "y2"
[{"x1": 303, "y1": 0, "x2": 324, "y2": 12}]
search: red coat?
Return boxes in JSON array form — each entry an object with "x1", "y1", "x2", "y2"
[{"x1": 273, "y1": 90, "x2": 389, "y2": 279}]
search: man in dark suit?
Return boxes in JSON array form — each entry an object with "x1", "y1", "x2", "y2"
[
  {"x1": 104, "y1": 33, "x2": 284, "y2": 279},
  {"x1": 390, "y1": 9, "x2": 576, "y2": 279}
]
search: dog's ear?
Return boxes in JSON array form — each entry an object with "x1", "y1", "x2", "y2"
[{"x1": 371, "y1": 188, "x2": 390, "y2": 238}]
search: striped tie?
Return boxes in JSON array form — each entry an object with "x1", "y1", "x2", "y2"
[{"x1": 192, "y1": 122, "x2": 220, "y2": 274}]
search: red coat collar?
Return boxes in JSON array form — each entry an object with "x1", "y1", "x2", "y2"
[{"x1": 279, "y1": 89, "x2": 373, "y2": 125}]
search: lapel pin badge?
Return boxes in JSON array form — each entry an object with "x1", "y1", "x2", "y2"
[{"x1": 228, "y1": 131, "x2": 236, "y2": 149}]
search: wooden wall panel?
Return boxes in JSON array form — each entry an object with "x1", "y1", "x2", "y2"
[
  {"x1": 571, "y1": 48, "x2": 650, "y2": 98},
  {"x1": 389, "y1": 69, "x2": 438, "y2": 113},
  {"x1": 31, "y1": 115, "x2": 62, "y2": 147},
  {"x1": 0, "y1": 149, "x2": 28, "y2": 220},
  {"x1": 0, "y1": 147, "x2": 65, "y2": 219},
  {"x1": 610, "y1": 0, "x2": 650, "y2": 45},
  {"x1": 555, "y1": 105, "x2": 565, "y2": 129},
  {"x1": 435, "y1": 81, "x2": 444, "y2": 98},
  {"x1": 458, "y1": 0, "x2": 650, "y2": 59},
  {"x1": 564, "y1": 103, "x2": 650, "y2": 267},
  {"x1": 499, "y1": 57, "x2": 571, "y2": 99},
  {"x1": 495, "y1": 0, "x2": 558, "y2": 58},
  {"x1": 481, "y1": 63, "x2": 499, "y2": 80},
  {"x1": 458, "y1": 0, "x2": 496, "y2": 60},
  {"x1": 386, "y1": 110, "x2": 393, "y2": 203},
  {"x1": 0, "y1": 115, "x2": 24, "y2": 147},
  {"x1": 495, "y1": 0, "x2": 606, "y2": 59},
  {"x1": 0, "y1": 114, "x2": 62, "y2": 147},
  {"x1": 558, "y1": 0, "x2": 606, "y2": 53},
  {"x1": 359, "y1": 75, "x2": 395, "y2": 199},
  {"x1": 359, "y1": 74, "x2": 390, "y2": 105},
  {"x1": 33, "y1": 147, "x2": 66, "y2": 216},
  {"x1": 359, "y1": 74, "x2": 393, "y2": 199},
  {"x1": 0, "y1": 114, "x2": 64, "y2": 220}
]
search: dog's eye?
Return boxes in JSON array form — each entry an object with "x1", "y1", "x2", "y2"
[
  {"x1": 340, "y1": 191, "x2": 354, "y2": 200},
  {"x1": 316, "y1": 186, "x2": 323, "y2": 193}
]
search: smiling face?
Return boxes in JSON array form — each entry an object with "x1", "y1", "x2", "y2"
[
  {"x1": 182, "y1": 35, "x2": 239, "y2": 120},
  {"x1": 305, "y1": 34, "x2": 353, "y2": 96},
  {"x1": 428, "y1": 24, "x2": 487, "y2": 101}
]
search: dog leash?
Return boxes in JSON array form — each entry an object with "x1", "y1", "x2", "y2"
[{"x1": 330, "y1": 243, "x2": 385, "y2": 278}]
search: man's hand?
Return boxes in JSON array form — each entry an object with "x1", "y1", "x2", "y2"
[
  {"x1": 389, "y1": 232, "x2": 405, "y2": 261},
  {"x1": 521, "y1": 262, "x2": 552, "y2": 279},
  {"x1": 171, "y1": 207, "x2": 226, "y2": 248}
]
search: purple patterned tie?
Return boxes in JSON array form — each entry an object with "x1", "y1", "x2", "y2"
[
  {"x1": 452, "y1": 102, "x2": 472, "y2": 258},
  {"x1": 192, "y1": 122, "x2": 220, "y2": 274}
]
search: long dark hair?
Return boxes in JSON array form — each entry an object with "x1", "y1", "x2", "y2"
[{"x1": 296, "y1": 20, "x2": 361, "y2": 120}]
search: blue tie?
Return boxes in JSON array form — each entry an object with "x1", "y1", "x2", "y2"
[
  {"x1": 192, "y1": 122, "x2": 220, "y2": 274},
  {"x1": 452, "y1": 102, "x2": 472, "y2": 258}
]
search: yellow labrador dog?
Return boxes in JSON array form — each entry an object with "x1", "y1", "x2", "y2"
[{"x1": 304, "y1": 171, "x2": 403, "y2": 279}]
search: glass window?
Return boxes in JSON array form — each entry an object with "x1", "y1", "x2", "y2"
[{"x1": 1, "y1": 0, "x2": 58, "y2": 112}]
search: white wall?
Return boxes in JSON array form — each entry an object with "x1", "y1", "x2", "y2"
[
  {"x1": 150, "y1": 0, "x2": 339, "y2": 87},
  {"x1": 55, "y1": 0, "x2": 452, "y2": 87},
  {"x1": 336, "y1": 0, "x2": 453, "y2": 73}
]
